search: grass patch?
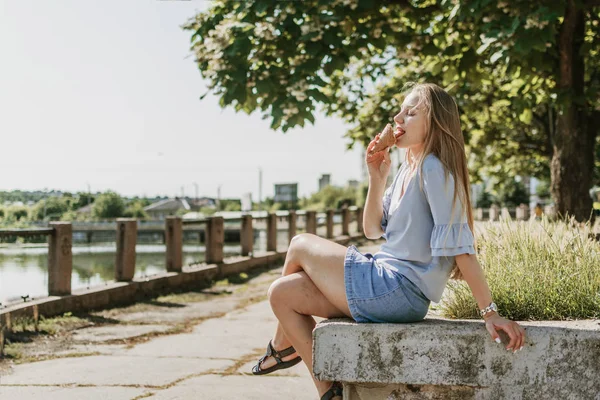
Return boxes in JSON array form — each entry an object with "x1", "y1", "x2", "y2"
[
  {"x1": 4, "y1": 342, "x2": 24, "y2": 359},
  {"x1": 442, "y1": 217, "x2": 600, "y2": 321},
  {"x1": 9, "y1": 312, "x2": 91, "y2": 335},
  {"x1": 155, "y1": 290, "x2": 226, "y2": 304}
]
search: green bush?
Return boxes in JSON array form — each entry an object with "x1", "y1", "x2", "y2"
[
  {"x1": 123, "y1": 201, "x2": 149, "y2": 219},
  {"x1": 91, "y1": 191, "x2": 126, "y2": 220},
  {"x1": 30, "y1": 197, "x2": 71, "y2": 221},
  {"x1": 442, "y1": 218, "x2": 600, "y2": 320},
  {"x1": 5, "y1": 205, "x2": 29, "y2": 222}
]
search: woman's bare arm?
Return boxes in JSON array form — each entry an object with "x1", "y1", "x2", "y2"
[
  {"x1": 363, "y1": 178, "x2": 386, "y2": 239},
  {"x1": 455, "y1": 253, "x2": 526, "y2": 352}
]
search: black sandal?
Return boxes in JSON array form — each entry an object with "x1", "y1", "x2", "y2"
[
  {"x1": 320, "y1": 381, "x2": 343, "y2": 400},
  {"x1": 251, "y1": 340, "x2": 302, "y2": 375}
]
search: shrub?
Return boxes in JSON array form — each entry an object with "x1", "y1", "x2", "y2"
[{"x1": 442, "y1": 217, "x2": 600, "y2": 320}]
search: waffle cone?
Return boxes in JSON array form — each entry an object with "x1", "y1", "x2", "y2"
[{"x1": 369, "y1": 124, "x2": 395, "y2": 154}]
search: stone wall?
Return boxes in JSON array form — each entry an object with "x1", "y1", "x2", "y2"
[{"x1": 313, "y1": 318, "x2": 600, "y2": 400}]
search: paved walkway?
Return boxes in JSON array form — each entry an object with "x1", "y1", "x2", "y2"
[{"x1": 0, "y1": 240, "x2": 383, "y2": 400}]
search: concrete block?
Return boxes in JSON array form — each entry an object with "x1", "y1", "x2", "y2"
[{"x1": 313, "y1": 318, "x2": 600, "y2": 399}]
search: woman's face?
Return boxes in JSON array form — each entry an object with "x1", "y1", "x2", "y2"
[{"x1": 393, "y1": 91, "x2": 427, "y2": 155}]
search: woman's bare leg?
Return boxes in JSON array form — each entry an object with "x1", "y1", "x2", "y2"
[
  {"x1": 269, "y1": 272, "x2": 346, "y2": 397},
  {"x1": 263, "y1": 234, "x2": 351, "y2": 398},
  {"x1": 258, "y1": 233, "x2": 351, "y2": 368}
]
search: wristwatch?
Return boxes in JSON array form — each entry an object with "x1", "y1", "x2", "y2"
[{"x1": 479, "y1": 302, "x2": 498, "y2": 317}]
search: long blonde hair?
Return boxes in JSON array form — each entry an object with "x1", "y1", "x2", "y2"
[{"x1": 403, "y1": 83, "x2": 474, "y2": 280}]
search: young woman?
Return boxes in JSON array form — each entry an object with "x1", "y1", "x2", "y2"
[{"x1": 251, "y1": 83, "x2": 526, "y2": 400}]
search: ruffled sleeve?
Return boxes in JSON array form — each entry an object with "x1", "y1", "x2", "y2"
[
  {"x1": 430, "y1": 223, "x2": 475, "y2": 256},
  {"x1": 423, "y1": 158, "x2": 475, "y2": 257}
]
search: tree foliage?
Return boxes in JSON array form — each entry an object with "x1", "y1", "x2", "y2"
[
  {"x1": 302, "y1": 185, "x2": 359, "y2": 210},
  {"x1": 30, "y1": 197, "x2": 71, "y2": 221},
  {"x1": 185, "y1": 0, "x2": 600, "y2": 220},
  {"x1": 91, "y1": 192, "x2": 126, "y2": 220}
]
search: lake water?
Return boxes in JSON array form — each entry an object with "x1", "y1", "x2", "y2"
[
  {"x1": 0, "y1": 230, "x2": 298, "y2": 306},
  {"x1": 0, "y1": 244, "x2": 238, "y2": 305}
]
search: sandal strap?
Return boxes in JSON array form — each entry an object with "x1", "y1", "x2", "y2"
[
  {"x1": 267, "y1": 340, "x2": 297, "y2": 362},
  {"x1": 320, "y1": 382, "x2": 343, "y2": 400},
  {"x1": 254, "y1": 354, "x2": 269, "y2": 373}
]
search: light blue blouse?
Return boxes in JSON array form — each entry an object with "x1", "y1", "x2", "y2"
[{"x1": 374, "y1": 153, "x2": 475, "y2": 303}]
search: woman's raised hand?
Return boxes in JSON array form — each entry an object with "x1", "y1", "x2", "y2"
[{"x1": 365, "y1": 134, "x2": 392, "y2": 181}]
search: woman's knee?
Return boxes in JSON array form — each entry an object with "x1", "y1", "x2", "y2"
[
  {"x1": 267, "y1": 273, "x2": 307, "y2": 309},
  {"x1": 287, "y1": 233, "x2": 314, "y2": 260},
  {"x1": 267, "y1": 277, "x2": 289, "y2": 308}
]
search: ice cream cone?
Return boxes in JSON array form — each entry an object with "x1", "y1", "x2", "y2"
[{"x1": 369, "y1": 124, "x2": 395, "y2": 154}]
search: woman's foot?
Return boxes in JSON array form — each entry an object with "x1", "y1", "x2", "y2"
[
  {"x1": 251, "y1": 339, "x2": 301, "y2": 375},
  {"x1": 319, "y1": 381, "x2": 343, "y2": 400},
  {"x1": 257, "y1": 343, "x2": 299, "y2": 370}
]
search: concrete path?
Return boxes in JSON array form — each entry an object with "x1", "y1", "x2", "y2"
[{"x1": 0, "y1": 240, "x2": 384, "y2": 400}]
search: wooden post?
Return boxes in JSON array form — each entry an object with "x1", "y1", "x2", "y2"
[
  {"x1": 476, "y1": 208, "x2": 484, "y2": 221},
  {"x1": 33, "y1": 304, "x2": 39, "y2": 332},
  {"x1": 115, "y1": 218, "x2": 137, "y2": 281},
  {"x1": 165, "y1": 217, "x2": 183, "y2": 272},
  {"x1": 326, "y1": 210, "x2": 334, "y2": 239},
  {"x1": 0, "y1": 324, "x2": 4, "y2": 358},
  {"x1": 206, "y1": 216, "x2": 224, "y2": 264},
  {"x1": 356, "y1": 207, "x2": 364, "y2": 235},
  {"x1": 288, "y1": 210, "x2": 297, "y2": 244},
  {"x1": 517, "y1": 204, "x2": 530, "y2": 221},
  {"x1": 342, "y1": 207, "x2": 350, "y2": 236},
  {"x1": 241, "y1": 214, "x2": 253, "y2": 257},
  {"x1": 4, "y1": 313, "x2": 11, "y2": 332},
  {"x1": 306, "y1": 211, "x2": 317, "y2": 234},
  {"x1": 489, "y1": 205, "x2": 500, "y2": 221},
  {"x1": 267, "y1": 213, "x2": 277, "y2": 252},
  {"x1": 48, "y1": 222, "x2": 72, "y2": 296}
]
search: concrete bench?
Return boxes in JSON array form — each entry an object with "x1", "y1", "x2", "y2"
[{"x1": 313, "y1": 318, "x2": 600, "y2": 400}]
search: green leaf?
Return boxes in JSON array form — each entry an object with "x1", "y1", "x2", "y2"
[
  {"x1": 308, "y1": 89, "x2": 329, "y2": 103},
  {"x1": 300, "y1": 32, "x2": 321, "y2": 42},
  {"x1": 256, "y1": 79, "x2": 275, "y2": 95},
  {"x1": 430, "y1": 62, "x2": 443, "y2": 76},
  {"x1": 519, "y1": 109, "x2": 532, "y2": 124},
  {"x1": 422, "y1": 42, "x2": 439, "y2": 56},
  {"x1": 305, "y1": 41, "x2": 324, "y2": 58},
  {"x1": 254, "y1": 0, "x2": 271, "y2": 14}
]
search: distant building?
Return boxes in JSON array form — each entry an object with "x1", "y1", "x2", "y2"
[
  {"x1": 319, "y1": 174, "x2": 331, "y2": 191},
  {"x1": 75, "y1": 203, "x2": 93, "y2": 216},
  {"x1": 241, "y1": 193, "x2": 253, "y2": 212},
  {"x1": 144, "y1": 197, "x2": 216, "y2": 220},
  {"x1": 274, "y1": 183, "x2": 298, "y2": 208},
  {"x1": 347, "y1": 180, "x2": 360, "y2": 189}
]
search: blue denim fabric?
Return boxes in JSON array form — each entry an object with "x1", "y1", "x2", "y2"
[{"x1": 344, "y1": 245, "x2": 430, "y2": 323}]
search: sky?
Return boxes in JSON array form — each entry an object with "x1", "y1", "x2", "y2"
[{"x1": 0, "y1": 1, "x2": 366, "y2": 201}]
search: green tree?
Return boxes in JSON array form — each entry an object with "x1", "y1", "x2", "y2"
[
  {"x1": 305, "y1": 185, "x2": 358, "y2": 210},
  {"x1": 497, "y1": 179, "x2": 530, "y2": 208},
  {"x1": 30, "y1": 197, "x2": 70, "y2": 221},
  {"x1": 91, "y1": 192, "x2": 126, "y2": 220},
  {"x1": 218, "y1": 199, "x2": 242, "y2": 212},
  {"x1": 71, "y1": 192, "x2": 95, "y2": 211},
  {"x1": 476, "y1": 191, "x2": 496, "y2": 209},
  {"x1": 184, "y1": 0, "x2": 600, "y2": 221},
  {"x1": 5, "y1": 205, "x2": 29, "y2": 222},
  {"x1": 123, "y1": 201, "x2": 149, "y2": 219},
  {"x1": 535, "y1": 180, "x2": 551, "y2": 199}
]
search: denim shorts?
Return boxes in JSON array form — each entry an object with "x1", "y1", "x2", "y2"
[{"x1": 344, "y1": 245, "x2": 431, "y2": 323}]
